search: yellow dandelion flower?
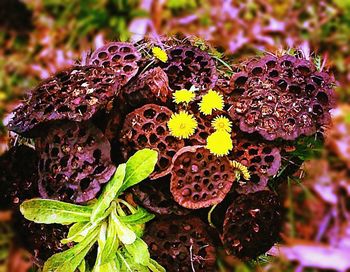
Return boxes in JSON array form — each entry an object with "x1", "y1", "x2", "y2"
[
  {"x1": 231, "y1": 160, "x2": 251, "y2": 180},
  {"x1": 199, "y1": 90, "x2": 224, "y2": 115},
  {"x1": 152, "y1": 46, "x2": 168, "y2": 63},
  {"x1": 212, "y1": 116, "x2": 232, "y2": 133},
  {"x1": 173, "y1": 89, "x2": 195, "y2": 104},
  {"x1": 206, "y1": 131, "x2": 233, "y2": 156},
  {"x1": 168, "y1": 111, "x2": 198, "y2": 139}
]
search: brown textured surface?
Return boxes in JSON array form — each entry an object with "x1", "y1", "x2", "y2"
[
  {"x1": 88, "y1": 42, "x2": 140, "y2": 85},
  {"x1": 222, "y1": 190, "x2": 282, "y2": 260},
  {"x1": 170, "y1": 146, "x2": 236, "y2": 209},
  {"x1": 15, "y1": 213, "x2": 70, "y2": 264},
  {"x1": 231, "y1": 138, "x2": 282, "y2": 193},
  {"x1": 228, "y1": 55, "x2": 336, "y2": 140},
  {"x1": 35, "y1": 121, "x2": 115, "y2": 203},
  {"x1": 132, "y1": 175, "x2": 191, "y2": 216},
  {"x1": 161, "y1": 45, "x2": 218, "y2": 90},
  {"x1": 122, "y1": 67, "x2": 172, "y2": 108},
  {"x1": 7, "y1": 66, "x2": 120, "y2": 136},
  {"x1": 143, "y1": 216, "x2": 216, "y2": 272},
  {"x1": 119, "y1": 104, "x2": 184, "y2": 179},
  {"x1": 0, "y1": 145, "x2": 39, "y2": 210}
]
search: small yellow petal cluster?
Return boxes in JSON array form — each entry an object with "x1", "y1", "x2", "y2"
[
  {"x1": 206, "y1": 131, "x2": 233, "y2": 157},
  {"x1": 168, "y1": 111, "x2": 198, "y2": 139},
  {"x1": 199, "y1": 90, "x2": 224, "y2": 115},
  {"x1": 152, "y1": 46, "x2": 168, "y2": 63},
  {"x1": 212, "y1": 116, "x2": 232, "y2": 133},
  {"x1": 173, "y1": 89, "x2": 195, "y2": 104},
  {"x1": 231, "y1": 160, "x2": 251, "y2": 180}
]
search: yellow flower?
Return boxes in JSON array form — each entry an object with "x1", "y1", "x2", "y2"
[
  {"x1": 206, "y1": 131, "x2": 233, "y2": 156},
  {"x1": 231, "y1": 160, "x2": 251, "y2": 180},
  {"x1": 152, "y1": 46, "x2": 168, "y2": 62},
  {"x1": 212, "y1": 116, "x2": 232, "y2": 132},
  {"x1": 168, "y1": 111, "x2": 198, "y2": 139},
  {"x1": 173, "y1": 89, "x2": 195, "y2": 104},
  {"x1": 199, "y1": 90, "x2": 224, "y2": 115}
]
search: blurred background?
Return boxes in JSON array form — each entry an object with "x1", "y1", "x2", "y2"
[{"x1": 1, "y1": 0, "x2": 350, "y2": 271}]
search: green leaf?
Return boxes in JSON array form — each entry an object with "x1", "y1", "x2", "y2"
[
  {"x1": 20, "y1": 199, "x2": 93, "y2": 225},
  {"x1": 148, "y1": 259, "x2": 166, "y2": 272},
  {"x1": 101, "y1": 205, "x2": 119, "y2": 264},
  {"x1": 118, "y1": 207, "x2": 155, "y2": 225},
  {"x1": 117, "y1": 250, "x2": 148, "y2": 272},
  {"x1": 92, "y1": 222, "x2": 107, "y2": 272},
  {"x1": 62, "y1": 222, "x2": 98, "y2": 244},
  {"x1": 111, "y1": 209, "x2": 136, "y2": 245},
  {"x1": 125, "y1": 238, "x2": 150, "y2": 266},
  {"x1": 91, "y1": 164, "x2": 126, "y2": 222},
  {"x1": 43, "y1": 227, "x2": 99, "y2": 272},
  {"x1": 78, "y1": 260, "x2": 86, "y2": 272},
  {"x1": 119, "y1": 149, "x2": 158, "y2": 193}
]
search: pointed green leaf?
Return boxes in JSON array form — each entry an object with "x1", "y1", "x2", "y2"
[
  {"x1": 125, "y1": 238, "x2": 150, "y2": 266},
  {"x1": 92, "y1": 222, "x2": 107, "y2": 272},
  {"x1": 20, "y1": 199, "x2": 92, "y2": 224},
  {"x1": 101, "y1": 206, "x2": 119, "y2": 264},
  {"x1": 118, "y1": 207, "x2": 155, "y2": 225},
  {"x1": 43, "y1": 227, "x2": 99, "y2": 272},
  {"x1": 62, "y1": 222, "x2": 99, "y2": 244},
  {"x1": 111, "y1": 209, "x2": 136, "y2": 245},
  {"x1": 148, "y1": 259, "x2": 166, "y2": 272},
  {"x1": 119, "y1": 149, "x2": 158, "y2": 193},
  {"x1": 91, "y1": 164, "x2": 126, "y2": 223},
  {"x1": 78, "y1": 260, "x2": 86, "y2": 272}
]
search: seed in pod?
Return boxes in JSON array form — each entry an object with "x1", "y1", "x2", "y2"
[
  {"x1": 14, "y1": 213, "x2": 70, "y2": 265},
  {"x1": 143, "y1": 216, "x2": 216, "y2": 272},
  {"x1": 161, "y1": 45, "x2": 218, "y2": 90},
  {"x1": 121, "y1": 67, "x2": 172, "y2": 109},
  {"x1": 170, "y1": 146, "x2": 236, "y2": 209},
  {"x1": 228, "y1": 54, "x2": 336, "y2": 140},
  {"x1": 7, "y1": 66, "x2": 121, "y2": 136},
  {"x1": 119, "y1": 104, "x2": 185, "y2": 179},
  {"x1": 88, "y1": 41, "x2": 141, "y2": 85},
  {"x1": 0, "y1": 145, "x2": 39, "y2": 210},
  {"x1": 230, "y1": 138, "x2": 282, "y2": 193},
  {"x1": 35, "y1": 121, "x2": 116, "y2": 204},
  {"x1": 222, "y1": 190, "x2": 282, "y2": 260},
  {"x1": 132, "y1": 175, "x2": 191, "y2": 216}
]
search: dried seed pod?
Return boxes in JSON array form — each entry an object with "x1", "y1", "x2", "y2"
[
  {"x1": 170, "y1": 146, "x2": 236, "y2": 209},
  {"x1": 231, "y1": 138, "x2": 282, "y2": 193},
  {"x1": 88, "y1": 42, "x2": 141, "y2": 85},
  {"x1": 119, "y1": 104, "x2": 185, "y2": 179},
  {"x1": 228, "y1": 55, "x2": 336, "y2": 140},
  {"x1": 161, "y1": 45, "x2": 218, "y2": 90},
  {"x1": 222, "y1": 190, "x2": 282, "y2": 260},
  {"x1": 0, "y1": 145, "x2": 39, "y2": 210},
  {"x1": 143, "y1": 216, "x2": 216, "y2": 272},
  {"x1": 15, "y1": 214, "x2": 70, "y2": 264},
  {"x1": 122, "y1": 67, "x2": 172, "y2": 109},
  {"x1": 188, "y1": 114, "x2": 215, "y2": 146},
  {"x1": 132, "y1": 175, "x2": 191, "y2": 216},
  {"x1": 35, "y1": 121, "x2": 116, "y2": 204},
  {"x1": 8, "y1": 66, "x2": 120, "y2": 136}
]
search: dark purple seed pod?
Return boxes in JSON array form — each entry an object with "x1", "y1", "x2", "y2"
[
  {"x1": 228, "y1": 54, "x2": 336, "y2": 140},
  {"x1": 170, "y1": 146, "x2": 236, "y2": 209},
  {"x1": 122, "y1": 67, "x2": 172, "y2": 109},
  {"x1": 88, "y1": 42, "x2": 141, "y2": 85},
  {"x1": 0, "y1": 145, "x2": 39, "y2": 210},
  {"x1": 230, "y1": 138, "x2": 282, "y2": 193},
  {"x1": 7, "y1": 66, "x2": 121, "y2": 136},
  {"x1": 161, "y1": 45, "x2": 218, "y2": 90},
  {"x1": 132, "y1": 175, "x2": 191, "y2": 216},
  {"x1": 222, "y1": 190, "x2": 282, "y2": 260},
  {"x1": 119, "y1": 104, "x2": 185, "y2": 179},
  {"x1": 14, "y1": 213, "x2": 70, "y2": 265},
  {"x1": 143, "y1": 216, "x2": 216, "y2": 272},
  {"x1": 35, "y1": 121, "x2": 115, "y2": 204}
]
